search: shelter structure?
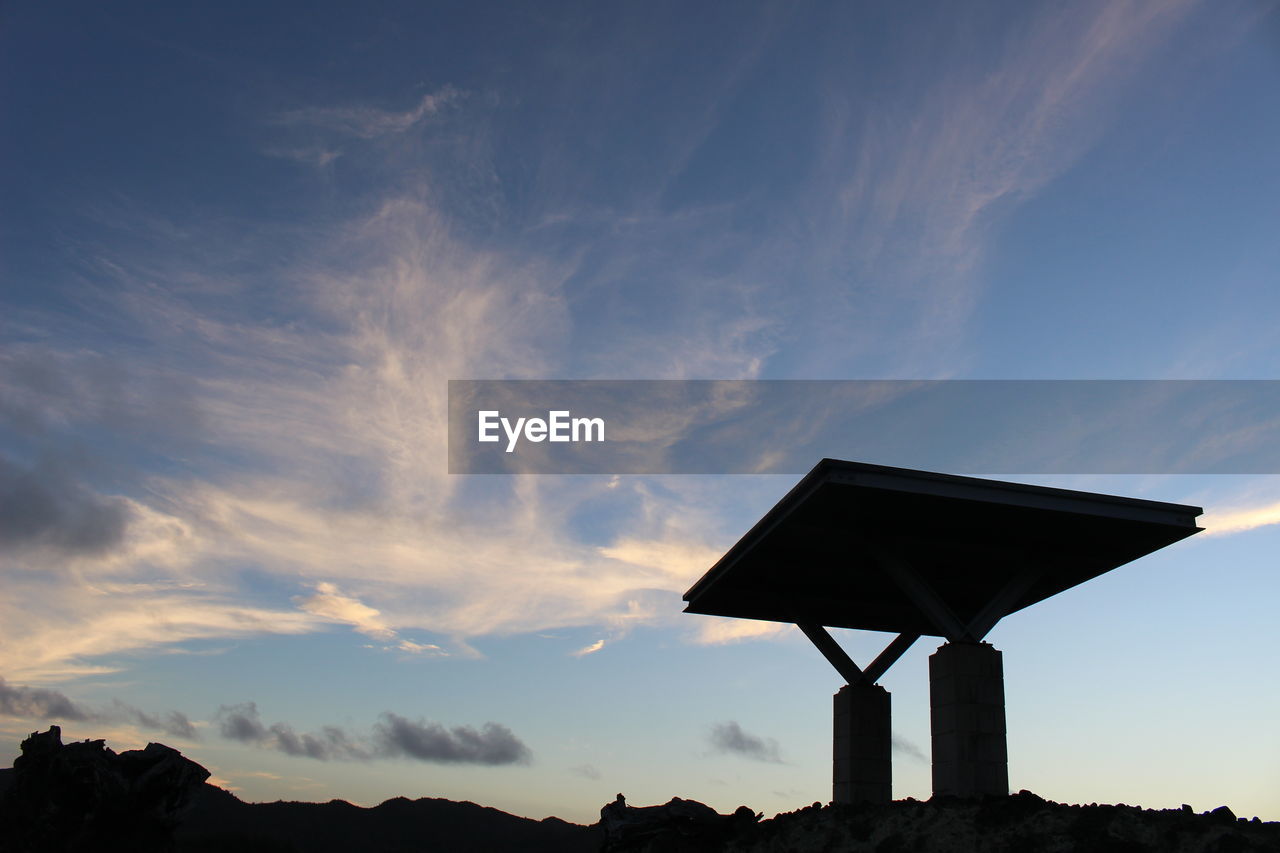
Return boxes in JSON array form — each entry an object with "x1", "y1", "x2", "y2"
[{"x1": 683, "y1": 459, "x2": 1202, "y2": 803}]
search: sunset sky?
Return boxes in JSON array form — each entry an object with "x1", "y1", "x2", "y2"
[{"x1": 2, "y1": 0, "x2": 1278, "y2": 825}]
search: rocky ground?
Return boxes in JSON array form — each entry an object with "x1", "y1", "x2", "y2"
[
  {"x1": 602, "y1": 793, "x2": 1280, "y2": 853},
  {"x1": 2, "y1": 728, "x2": 1275, "y2": 852}
]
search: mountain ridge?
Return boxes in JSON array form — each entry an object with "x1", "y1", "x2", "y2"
[{"x1": 174, "y1": 781, "x2": 601, "y2": 852}]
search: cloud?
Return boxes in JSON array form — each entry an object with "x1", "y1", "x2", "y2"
[
  {"x1": 0, "y1": 1, "x2": 1210, "y2": 682},
  {"x1": 0, "y1": 589, "x2": 324, "y2": 685},
  {"x1": 691, "y1": 617, "x2": 791, "y2": 646},
  {"x1": 787, "y1": 0, "x2": 1205, "y2": 376},
  {"x1": 215, "y1": 702, "x2": 370, "y2": 761},
  {"x1": 264, "y1": 147, "x2": 343, "y2": 168},
  {"x1": 292, "y1": 585, "x2": 448, "y2": 656},
  {"x1": 271, "y1": 725, "x2": 369, "y2": 761},
  {"x1": 274, "y1": 88, "x2": 460, "y2": 139},
  {"x1": 0, "y1": 454, "x2": 131, "y2": 556},
  {"x1": 216, "y1": 702, "x2": 267, "y2": 742},
  {"x1": 203, "y1": 767, "x2": 325, "y2": 795},
  {"x1": 295, "y1": 582, "x2": 396, "y2": 640},
  {"x1": 204, "y1": 773, "x2": 239, "y2": 792},
  {"x1": 892, "y1": 734, "x2": 927, "y2": 764},
  {"x1": 571, "y1": 639, "x2": 605, "y2": 657},
  {"x1": 570, "y1": 763, "x2": 601, "y2": 780},
  {"x1": 0, "y1": 677, "x2": 90, "y2": 720},
  {"x1": 1200, "y1": 500, "x2": 1280, "y2": 536},
  {"x1": 374, "y1": 712, "x2": 532, "y2": 766},
  {"x1": 0, "y1": 676, "x2": 197, "y2": 739},
  {"x1": 1, "y1": 168, "x2": 771, "y2": 683},
  {"x1": 213, "y1": 703, "x2": 531, "y2": 766},
  {"x1": 597, "y1": 538, "x2": 723, "y2": 586},
  {"x1": 708, "y1": 721, "x2": 783, "y2": 764},
  {"x1": 110, "y1": 701, "x2": 199, "y2": 740},
  {"x1": 395, "y1": 639, "x2": 445, "y2": 656},
  {"x1": 237, "y1": 769, "x2": 326, "y2": 793},
  {"x1": 0, "y1": 346, "x2": 205, "y2": 444}
]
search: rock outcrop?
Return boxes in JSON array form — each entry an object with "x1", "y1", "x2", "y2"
[
  {"x1": 0, "y1": 725, "x2": 210, "y2": 852},
  {"x1": 600, "y1": 793, "x2": 760, "y2": 851}
]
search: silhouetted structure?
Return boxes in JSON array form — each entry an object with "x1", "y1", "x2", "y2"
[{"x1": 684, "y1": 459, "x2": 1202, "y2": 803}]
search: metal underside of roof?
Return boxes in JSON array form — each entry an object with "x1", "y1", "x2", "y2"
[{"x1": 684, "y1": 459, "x2": 1203, "y2": 639}]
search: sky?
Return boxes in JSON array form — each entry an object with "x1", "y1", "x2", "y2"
[{"x1": 2, "y1": 0, "x2": 1279, "y2": 826}]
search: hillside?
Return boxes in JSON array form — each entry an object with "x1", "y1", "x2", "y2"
[{"x1": 175, "y1": 783, "x2": 599, "y2": 852}]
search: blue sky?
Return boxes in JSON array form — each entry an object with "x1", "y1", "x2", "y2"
[{"x1": 2, "y1": 0, "x2": 1278, "y2": 825}]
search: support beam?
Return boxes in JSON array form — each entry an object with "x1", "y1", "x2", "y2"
[
  {"x1": 795, "y1": 621, "x2": 918, "y2": 807},
  {"x1": 962, "y1": 566, "x2": 1042, "y2": 642},
  {"x1": 862, "y1": 632, "x2": 919, "y2": 685},
  {"x1": 874, "y1": 550, "x2": 969, "y2": 641},
  {"x1": 797, "y1": 619, "x2": 918, "y2": 687},
  {"x1": 796, "y1": 621, "x2": 863, "y2": 686}
]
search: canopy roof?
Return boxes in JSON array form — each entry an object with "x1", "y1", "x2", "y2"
[{"x1": 683, "y1": 459, "x2": 1202, "y2": 638}]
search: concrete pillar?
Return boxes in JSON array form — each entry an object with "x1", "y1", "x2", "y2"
[
  {"x1": 929, "y1": 641, "x2": 1008, "y2": 797},
  {"x1": 833, "y1": 682, "x2": 891, "y2": 804}
]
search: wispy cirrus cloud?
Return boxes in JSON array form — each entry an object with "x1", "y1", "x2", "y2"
[
  {"x1": 793, "y1": 0, "x2": 1205, "y2": 376},
  {"x1": 274, "y1": 88, "x2": 461, "y2": 139},
  {"x1": 295, "y1": 582, "x2": 396, "y2": 641},
  {"x1": 1201, "y1": 499, "x2": 1280, "y2": 537},
  {"x1": 0, "y1": 587, "x2": 323, "y2": 684},
  {"x1": 0, "y1": 0, "x2": 1220, "y2": 690},
  {"x1": 297, "y1": 583, "x2": 448, "y2": 655},
  {"x1": 0, "y1": 192, "x2": 730, "y2": 681},
  {"x1": 262, "y1": 87, "x2": 460, "y2": 169},
  {"x1": 264, "y1": 146, "x2": 343, "y2": 168},
  {"x1": 394, "y1": 639, "x2": 446, "y2": 656}
]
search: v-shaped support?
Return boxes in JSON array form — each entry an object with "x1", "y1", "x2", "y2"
[
  {"x1": 794, "y1": 549, "x2": 1042, "y2": 683},
  {"x1": 796, "y1": 622, "x2": 919, "y2": 686},
  {"x1": 793, "y1": 544, "x2": 1041, "y2": 683},
  {"x1": 875, "y1": 546, "x2": 1042, "y2": 643}
]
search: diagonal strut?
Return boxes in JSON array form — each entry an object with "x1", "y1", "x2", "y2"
[
  {"x1": 796, "y1": 621, "x2": 864, "y2": 685},
  {"x1": 796, "y1": 621, "x2": 918, "y2": 687}
]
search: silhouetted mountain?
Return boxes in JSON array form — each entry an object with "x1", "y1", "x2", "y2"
[{"x1": 175, "y1": 784, "x2": 600, "y2": 853}]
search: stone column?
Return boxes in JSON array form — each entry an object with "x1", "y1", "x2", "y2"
[
  {"x1": 833, "y1": 682, "x2": 891, "y2": 804},
  {"x1": 929, "y1": 641, "x2": 1008, "y2": 797}
]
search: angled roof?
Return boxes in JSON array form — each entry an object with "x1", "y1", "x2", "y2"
[{"x1": 683, "y1": 459, "x2": 1202, "y2": 637}]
